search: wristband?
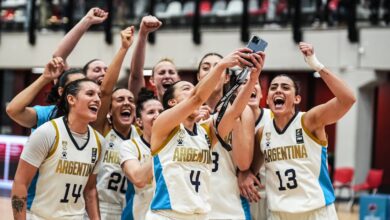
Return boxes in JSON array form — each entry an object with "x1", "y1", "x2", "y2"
[{"x1": 304, "y1": 54, "x2": 324, "y2": 72}]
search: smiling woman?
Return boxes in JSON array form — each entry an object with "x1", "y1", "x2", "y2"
[{"x1": 11, "y1": 78, "x2": 105, "y2": 219}]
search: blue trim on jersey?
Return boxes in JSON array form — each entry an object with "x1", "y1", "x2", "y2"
[
  {"x1": 319, "y1": 147, "x2": 335, "y2": 205},
  {"x1": 122, "y1": 180, "x2": 135, "y2": 220},
  {"x1": 27, "y1": 172, "x2": 39, "y2": 210},
  {"x1": 151, "y1": 156, "x2": 172, "y2": 210},
  {"x1": 240, "y1": 196, "x2": 252, "y2": 220}
]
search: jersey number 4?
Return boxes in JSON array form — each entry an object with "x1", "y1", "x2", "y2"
[
  {"x1": 276, "y1": 169, "x2": 298, "y2": 191},
  {"x1": 190, "y1": 170, "x2": 201, "y2": 193}
]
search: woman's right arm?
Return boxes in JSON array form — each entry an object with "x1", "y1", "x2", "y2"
[
  {"x1": 11, "y1": 160, "x2": 38, "y2": 220},
  {"x1": 120, "y1": 141, "x2": 152, "y2": 188},
  {"x1": 52, "y1": 8, "x2": 107, "y2": 68},
  {"x1": 128, "y1": 16, "x2": 162, "y2": 101},
  {"x1": 6, "y1": 58, "x2": 64, "y2": 128},
  {"x1": 11, "y1": 122, "x2": 55, "y2": 219},
  {"x1": 151, "y1": 48, "x2": 253, "y2": 151}
]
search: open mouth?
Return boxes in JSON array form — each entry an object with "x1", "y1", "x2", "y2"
[
  {"x1": 250, "y1": 91, "x2": 257, "y2": 99},
  {"x1": 273, "y1": 97, "x2": 285, "y2": 109},
  {"x1": 120, "y1": 109, "x2": 132, "y2": 120},
  {"x1": 162, "y1": 81, "x2": 173, "y2": 89},
  {"x1": 89, "y1": 105, "x2": 99, "y2": 114}
]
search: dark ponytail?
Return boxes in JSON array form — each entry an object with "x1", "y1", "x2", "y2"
[
  {"x1": 46, "y1": 68, "x2": 85, "y2": 104},
  {"x1": 55, "y1": 78, "x2": 97, "y2": 118},
  {"x1": 136, "y1": 88, "x2": 159, "y2": 117}
]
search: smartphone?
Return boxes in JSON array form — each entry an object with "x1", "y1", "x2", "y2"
[{"x1": 246, "y1": 35, "x2": 268, "y2": 52}]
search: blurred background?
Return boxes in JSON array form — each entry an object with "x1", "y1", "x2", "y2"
[{"x1": 0, "y1": 0, "x2": 390, "y2": 219}]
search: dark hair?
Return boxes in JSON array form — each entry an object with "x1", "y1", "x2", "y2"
[
  {"x1": 197, "y1": 53, "x2": 223, "y2": 72},
  {"x1": 162, "y1": 81, "x2": 182, "y2": 110},
  {"x1": 136, "y1": 88, "x2": 159, "y2": 118},
  {"x1": 269, "y1": 74, "x2": 301, "y2": 96},
  {"x1": 46, "y1": 68, "x2": 85, "y2": 104},
  {"x1": 83, "y1": 59, "x2": 100, "y2": 74},
  {"x1": 55, "y1": 78, "x2": 97, "y2": 117}
]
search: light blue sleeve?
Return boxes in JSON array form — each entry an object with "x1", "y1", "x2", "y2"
[{"x1": 32, "y1": 105, "x2": 56, "y2": 129}]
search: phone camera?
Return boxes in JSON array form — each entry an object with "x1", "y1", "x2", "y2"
[{"x1": 252, "y1": 36, "x2": 260, "y2": 44}]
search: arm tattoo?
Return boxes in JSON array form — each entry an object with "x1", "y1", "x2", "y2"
[{"x1": 12, "y1": 196, "x2": 27, "y2": 213}]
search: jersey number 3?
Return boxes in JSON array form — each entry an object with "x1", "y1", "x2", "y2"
[{"x1": 276, "y1": 169, "x2": 298, "y2": 191}]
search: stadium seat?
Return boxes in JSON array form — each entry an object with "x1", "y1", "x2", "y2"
[
  {"x1": 183, "y1": 1, "x2": 195, "y2": 17},
  {"x1": 155, "y1": 2, "x2": 167, "y2": 18},
  {"x1": 348, "y1": 169, "x2": 384, "y2": 211},
  {"x1": 217, "y1": 0, "x2": 243, "y2": 17},
  {"x1": 333, "y1": 167, "x2": 354, "y2": 202},
  {"x1": 156, "y1": 1, "x2": 182, "y2": 19},
  {"x1": 200, "y1": 0, "x2": 212, "y2": 15},
  {"x1": 209, "y1": 0, "x2": 227, "y2": 16}
]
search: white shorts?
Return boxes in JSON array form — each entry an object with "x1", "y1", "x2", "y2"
[
  {"x1": 269, "y1": 204, "x2": 338, "y2": 220},
  {"x1": 250, "y1": 197, "x2": 269, "y2": 220},
  {"x1": 145, "y1": 210, "x2": 208, "y2": 220}
]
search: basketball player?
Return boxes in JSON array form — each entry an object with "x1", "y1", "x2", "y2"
[
  {"x1": 196, "y1": 52, "x2": 262, "y2": 220},
  {"x1": 11, "y1": 79, "x2": 104, "y2": 219},
  {"x1": 145, "y1": 48, "x2": 265, "y2": 220},
  {"x1": 254, "y1": 42, "x2": 356, "y2": 219},
  {"x1": 90, "y1": 27, "x2": 140, "y2": 219},
  {"x1": 120, "y1": 88, "x2": 163, "y2": 220}
]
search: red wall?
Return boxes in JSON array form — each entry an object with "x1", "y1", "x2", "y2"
[{"x1": 374, "y1": 83, "x2": 390, "y2": 191}]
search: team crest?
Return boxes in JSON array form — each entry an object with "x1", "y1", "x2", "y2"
[
  {"x1": 109, "y1": 133, "x2": 116, "y2": 148},
  {"x1": 177, "y1": 130, "x2": 185, "y2": 145},
  {"x1": 61, "y1": 141, "x2": 68, "y2": 159},
  {"x1": 265, "y1": 132, "x2": 271, "y2": 147},
  {"x1": 296, "y1": 128, "x2": 304, "y2": 144},
  {"x1": 91, "y1": 148, "x2": 97, "y2": 163},
  {"x1": 62, "y1": 141, "x2": 68, "y2": 150}
]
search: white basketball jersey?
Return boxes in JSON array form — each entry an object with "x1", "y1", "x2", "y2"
[
  {"x1": 96, "y1": 125, "x2": 141, "y2": 213},
  {"x1": 260, "y1": 112, "x2": 335, "y2": 213},
  {"x1": 209, "y1": 141, "x2": 251, "y2": 219},
  {"x1": 121, "y1": 136, "x2": 154, "y2": 220},
  {"x1": 27, "y1": 117, "x2": 102, "y2": 219},
  {"x1": 150, "y1": 123, "x2": 212, "y2": 216},
  {"x1": 254, "y1": 108, "x2": 273, "y2": 195}
]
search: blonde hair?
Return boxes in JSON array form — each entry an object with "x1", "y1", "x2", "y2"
[{"x1": 152, "y1": 58, "x2": 177, "y2": 76}]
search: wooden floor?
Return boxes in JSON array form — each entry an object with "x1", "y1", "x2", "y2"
[{"x1": 1, "y1": 196, "x2": 358, "y2": 219}]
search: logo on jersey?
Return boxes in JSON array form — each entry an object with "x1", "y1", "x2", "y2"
[
  {"x1": 265, "y1": 132, "x2": 271, "y2": 148},
  {"x1": 109, "y1": 133, "x2": 116, "y2": 148},
  {"x1": 177, "y1": 130, "x2": 185, "y2": 145},
  {"x1": 61, "y1": 141, "x2": 68, "y2": 159},
  {"x1": 296, "y1": 128, "x2": 304, "y2": 144},
  {"x1": 91, "y1": 148, "x2": 97, "y2": 163}
]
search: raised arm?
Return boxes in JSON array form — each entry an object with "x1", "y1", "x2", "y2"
[
  {"x1": 217, "y1": 52, "x2": 265, "y2": 138},
  {"x1": 128, "y1": 16, "x2": 162, "y2": 100},
  {"x1": 300, "y1": 42, "x2": 356, "y2": 137},
  {"x1": 92, "y1": 27, "x2": 135, "y2": 134},
  {"x1": 6, "y1": 57, "x2": 64, "y2": 128},
  {"x1": 52, "y1": 8, "x2": 108, "y2": 68},
  {"x1": 151, "y1": 48, "x2": 254, "y2": 151}
]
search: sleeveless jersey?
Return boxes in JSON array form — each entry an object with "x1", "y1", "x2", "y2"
[
  {"x1": 260, "y1": 112, "x2": 335, "y2": 213},
  {"x1": 150, "y1": 123, "x2": 212, "y2": 216},
  {"x1": 209, "y1": 141, "x2": 251, "y2": 219},
  {"x1": 121, "y1": 136, "x2": 154, "y2": 220},
  {"x1": 254, "y1": 108, "x2": 273, "y2": 195},
  {"x1": 96, "y1": 125, "x2": 141, "y2": 213},
  {"x1": 27, "y1": 117, "x2": 102, "y2": 219}
]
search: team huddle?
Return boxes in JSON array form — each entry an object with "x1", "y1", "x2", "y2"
[{"x1": 8, "y1": 7, "x2": 356, "y2": 220}]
